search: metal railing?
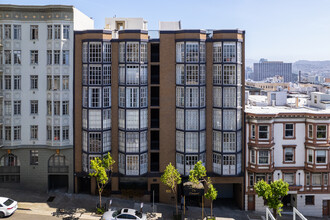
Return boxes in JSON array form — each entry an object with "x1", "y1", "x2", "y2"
[
  {"x1": 0, "y1": 166, "x2": 20, "y2": 173},
  {"x1": 293, "y1": 207, "x2": 307, "y2": 220},
  {"x1": 48, "y1": 166, "x2": 69, "y2": 173},
  {"x1": 266, "y1": 208, "x2": 276, "y2": 220}
]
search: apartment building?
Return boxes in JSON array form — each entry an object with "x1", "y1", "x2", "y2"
[
  {"x1": 252, "y1": 59, "x2": 293, "y2": 82},
  {"x1": 245, "y1": 92, "x2": 330, "y2": 217},
  {"x1": 74, "y1": 18, "x2": 245, "y2": 207},
  {"x1": 0, "y1": 5, "x2": 93, "y2": 192}
]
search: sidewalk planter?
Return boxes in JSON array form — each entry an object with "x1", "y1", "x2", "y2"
[
  {"x1": 96, "y1": 203, "x2": 106, "y2": 214},
  {"x1": 207, "y1": 217, "x2": 215, "y2": 220}
]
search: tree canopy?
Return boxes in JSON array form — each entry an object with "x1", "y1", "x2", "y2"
[{"x1": 254, "y1": 179, "x2": 289, "y2": 218}]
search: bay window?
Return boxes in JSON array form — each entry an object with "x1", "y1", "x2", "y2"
[
  {"x1": 308, "y1": 124, "x2": 313, "y2": 139},
  {"x1": 312, "y1": 173, "x2": 322, "y2": 186},
  {"x1": 126, "y1": 65, "x2": 139, "y2": 85},
  {"x1": 213, "y1": 42, "x2": 222, "y2": 63},
  {"x1": 213, "y1": 109, "x2": 222, "y2": 130},
  {"x1": 258, "y1": 125, "x2": 269, "y2": 140},
  {"x1": 176, "y1": 131, "x2": 184, "y2": 152},
  {"x1": 185, "y1": 132, "x2": 199, "y2": 153},
  {"x1": 213, "y1": 153, "x2": 221, "y2": 175},
  {"x1": 186, "y1": 42, "x2": 199, "y2": 62},
  {"x1": 186, "y1": 65, "x2": 199, "y2": 85},
  {"x1": 185, "y1": 87, "x2": 199, "y2": 107},
  {"x1": 89, "y1": 133, "x2": 102, "y2": 153},
  {"x1": 223, "y1": 87, "x2": 236, "y2": 107},
  {"x1": 223, "y1": 110, "x2": 236, "y2": 130},
  {"x1": 89, "y1": 88, "x2": 101, "y2": 108},
  {"x1": 251, "y1": 124, "x2": 256, "y2": 139},
  {"x1": 213, "y1": 65, "x2": 222, "y2": 84},
  {"x1": 176, "y1": 42, "x2": 185, "y2": 62},
  {"x1": 213, "y1": 131, "x2": 222, "y2": 152},
  {"x1": 250, "y1": 149, "x2": 256, "y2": 164},
  {"x1": 89, "y1": 110, "x2": 102, "y2": 129},
  {"x1": 126, "y1": 87, "x2": 139, "y2": 108},
  {"x1": 307, "y1": 149, "x2": 313, "y2": 163},
  {"x1": 176, "y1": 65, "x2": 184, "y2": 85},
  {"x1": 126, "y1": 132, "x2": 139, "y2": 152},
  {"x1": 213, "y1": 87, "x2": 222, "y2": 107},
  {"x1": 258, "y1": 150, "x2": 269, "y2": 164},
  {"x1": 140, "y1": 153, "x2": 148, "y2": 174},
  {"x1": 176, "y1": 109, "x2": 184, "y2": 130},
  {"x1": 316, "y1": 150, "x2": 326, "y2": 164},
  {"x1": 89, "y1": 42, "x2": 102, "y2": 63},
  {"x1": 140, "y1": 109, "x2": 148, "y2": 129},
  {"x1": 126, "y1": 42, "x2": 139, "y2": 63},
  {"x1": 126, "y1": 155, "x2": 139, "y2": 175},
  {"x1": 200, "y1": 109, "x2": 205, "y2": 130},
  {"x1": 223, "y1": 132, "x2": 236, "y2": 152},
  {"x1": 283, "y1": 173, "x2": 294, "y2": 186},
  {"x1": 316, "y1": 125, "x2": 327, "y2": 139},
  {"x1": 185, "y1": 110, "x2": 199, "y2": 130},
  {"x1": 223, "y1": 65, "x2": 236, "y2": 85},
  {"x1": 140, "y1": 131, "x2": 147, "y2": 152},
  {"x1": 223, "y1": 42, "x2": 236, "y2": 62}
]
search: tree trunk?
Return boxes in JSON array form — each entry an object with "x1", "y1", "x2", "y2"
[
  {"x1": 175, "y1": 194, "x2": 178, "y2": 215},
  {"x1": 273, "y1": 208, "x2": 277, "y2": 220},
  {"x1": 99, "y1": 189, "x2": 102, "y2": 208},
  {"x1": 211, "y1": 201, "x2": 213, "y2": 217}
]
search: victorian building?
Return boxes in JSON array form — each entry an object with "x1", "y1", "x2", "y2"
[{"x1": 245, "y1": 92, "x2": 330, "y2": 217}]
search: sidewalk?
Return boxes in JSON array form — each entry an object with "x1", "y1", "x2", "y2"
[{"x1": 0, "y1": 188, "x2": 325, "y2": 220}]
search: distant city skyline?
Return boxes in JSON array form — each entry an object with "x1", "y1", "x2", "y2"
[{"x1": 3, "y1": 0, "x2": 330, "y2": 62}]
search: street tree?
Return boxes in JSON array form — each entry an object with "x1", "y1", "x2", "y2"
[
  {"x1": 189, "y1": 161, "x2": 218, "y2": 218},
  {"x1": 160, "y1": 163, "x2": 182, "y2": 215},
  {"x1": 254, "y1": 179, "x2": 289, "y2": 219},
  {"x1": 89, "y1": 152, "x2": 115, "y2": 209}
]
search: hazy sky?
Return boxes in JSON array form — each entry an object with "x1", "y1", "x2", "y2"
[{"x1": 3, "y1": 0, "x2": 330, "y2": 62}]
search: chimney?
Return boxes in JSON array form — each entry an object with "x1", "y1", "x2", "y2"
[
  {"x1": 295, "y1": 97, "x2": 299, "y2": 108},
  {"x1": 272, "y1": 100, "x2": 276, "y2": 107}
]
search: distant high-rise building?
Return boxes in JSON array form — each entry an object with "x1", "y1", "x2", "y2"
[{"x1": 252, "y1": 59, "x2": 293, "y2": 82}]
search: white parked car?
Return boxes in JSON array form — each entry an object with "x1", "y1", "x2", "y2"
[
  {"x1": 0, "y1": 197, "x2": 18, "y2": 218},
  {"x1": 102, "y1": 208, "x2": 146, "y2": 220}
]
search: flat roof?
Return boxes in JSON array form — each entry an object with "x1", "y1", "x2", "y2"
[{"x1": 245, "y1": 105, "x2": 330, "y2": 115}]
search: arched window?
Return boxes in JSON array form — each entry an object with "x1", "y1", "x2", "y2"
[
  {"x1": 48, "y1": 154, "x2": 68, "y2": 167},
  {"x1": 0, "y1": 154, "x2": 20, "y2": 167}
]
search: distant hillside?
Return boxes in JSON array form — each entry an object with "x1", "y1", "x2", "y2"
[{"x1": 293, "y1": 60, "x2": 330, "y2": 76}]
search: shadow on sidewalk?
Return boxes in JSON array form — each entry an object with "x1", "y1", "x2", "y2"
[{"x1": 52, "y1": 208, "x2": 86, "y2": 220}]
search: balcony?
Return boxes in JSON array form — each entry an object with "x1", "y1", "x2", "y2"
[
  {"x1": 305, "y1": 162, "x2": 330, "y2": 172},
  {"x1": 0, "y1": 166, "x2": 20, "y2": 173},
  {"x1": 48, "y1": 166, "x2": 69, "y2": 173},
  {"x1": 247, "y1": 162, "x2": 275, "y2": 173},
  {"x1": 304, "y1": 184, "x2": 329, "y2": 193},
  {"x1": 248, "y1": 137, "x2": 275, "y2": 147}
]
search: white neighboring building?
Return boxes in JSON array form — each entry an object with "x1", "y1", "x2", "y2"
[
  {"x1": 245, "y1": 92, "x2": 330, "y2": 217},
  {"x1": 0, "y1": 4, "x2": 93, "y2": 193}
]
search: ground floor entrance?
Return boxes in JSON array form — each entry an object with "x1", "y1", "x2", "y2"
[
  {"x1": 247, "y1": 195, "x2": 255, "y2": 210},
  {"x1": 323, "y1": 200, "x2": 330, "y2": 216},
  {"x1": 48, "y1": 175, "x2": 68, "y2": 192},
  {"x1": 282, "y1": 194, "x2": 297, "y2": 213},
  {"x1": 76, "y1": 176, "x2": 91, "y2": 194}
]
